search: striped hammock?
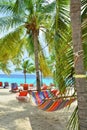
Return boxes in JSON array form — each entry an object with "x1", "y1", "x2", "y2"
[{"x1": 30, "y1": 90, "x2": 76, "y2": 112}]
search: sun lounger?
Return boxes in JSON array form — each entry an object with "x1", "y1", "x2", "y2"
[
  {"x1": 23, "y1": 83, "x2": 29, "y2": 90},
  {"x1": 16, "y1": 90, "x2": 30, "y2": 102},
  {"x1": 10, "y1": 83, "x2": 19, "y2": 93},
  {"x1": 0, "y1": 82, "x2": 3, "y2": 88},
  {"x1": 3, "y1": 82, "x2": 9, "y2": 88}
]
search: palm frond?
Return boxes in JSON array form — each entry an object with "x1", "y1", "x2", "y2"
[
  {"x1": 13, "y1": 0, "x2": 26, "y2": 16},
  {"x1": 39, "y1": 53, "x2": 52, "y2": 77},
  {"x1": 67, "y1": 106, "x2": 79, "y2": 130},
  {"x1": 55, "y1": 0, "x2": 70, "y2": 31},
  {"x1": 39, "y1": 1, "x2": 56, "y2": 14},
  {"x1": 0, "y1": 5, "x2": 24, "y2": 34},
  {"x1": 82, "y1": 19, "x2": 87, "y2": 70},
  {"x1": 81, "y1": 0, "x2": 87, "y2": 20},
  {"x1": 15, "y1": 59, "x2": 35, "y2": 74},
  {"x1": 0, "y1": 61, "x2": 11, "y2": 75},
  {"x1": 0, "y1": 5, "x2": 13, "y2": 31},
  {"x1": 25, "y1": 34, "x2": 34, "y2": 56},
  {"x1": 23, "y1": 0, "x2": 34, "y2": 14},
  {"x1": 0, "y1": 0, "x2": 15, "y2": 5},
  {"x1": 0, "y1": 26, "x2": 25, "y2": 62},
  {"x1": 81, "y1": 0, "x2": 87, "y2": 71}
]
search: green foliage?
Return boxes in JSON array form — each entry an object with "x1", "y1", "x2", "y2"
[
  {"x1": 15, "y1": 59, "x2": 35, "y2": 83},
  {"x1": 39, "y1": 53, "x2": 52, "y2": 77},
  {"x1": 67, "y1": 106, "x2": 79, "y2": 130},
  {"x1": 83, "y1": 41, "x2": 87, "y2": 70},
  {"x1": 53, "y1": 0, "x2": 74, "y2": 93},
  {"x1": 81, "y1": 0, "x2": 87, "y2": 20},
  {"x1": 15, "y1": 59, "x2": 35, "y2": 73},
  {"x1": 0, "y1": 0, "x2": 15, "y2": 5},
  {"x1": 81, "y1": 0, "x2": 87, "y2": 70},
  {"x1": 40, "y1": 1, "x2": 56, "y2": 14},
  {"x1": 0, "y1": 26, "x2": 25, "y2": 62},
  {"x1": 25, "y1": 34, "x2": 34, "y2": 56},
  {"x1": 0, "y1": 5, "x2": 13, "y2": 31},
  {"x1": 0, "y1": 62, "x2": 11, "y2": 75},
  {"x1": 22, "y1": 60, "x2": 35, "y2": 72}
]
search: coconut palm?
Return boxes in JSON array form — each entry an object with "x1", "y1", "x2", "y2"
[
  {"x1": 70, "y1": 0, "x2": 87, "y2": 130},
  {"x1": 0, "y1": 0, "x2": 56, "y2": 91},
  {"x1": 15, "y1": 59, "x2": 35, "y2": 83}
]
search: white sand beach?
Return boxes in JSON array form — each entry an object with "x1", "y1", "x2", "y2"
[{"x1": 0, "y1": 88, "x2": 77, "y2": 130}]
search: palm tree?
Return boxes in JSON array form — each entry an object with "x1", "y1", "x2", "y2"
[
  {"x1": 0, "y1": 0, "x2": 56, "y2": 91},
  {"x1": 15, "y1": 59, "x2": 35, "y2": 83},
  {"x1": 70, "y1": 0, "x2": 87, "y2": 130}
]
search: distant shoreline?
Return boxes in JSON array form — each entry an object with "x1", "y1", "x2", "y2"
[
  {"x1": 0, "y1": 74, "x2": 53, "y2": 85},
  {"x1": 0, "y1": 74, "x2": 52, "y2": 79}
]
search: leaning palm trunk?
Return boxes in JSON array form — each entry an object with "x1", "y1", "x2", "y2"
[
  {"x1": 70, "y1": 0, "x2": 87, "y2": 130},
  {"x1": 33, "y1": 29, "x2": 41, "y2": 92}
]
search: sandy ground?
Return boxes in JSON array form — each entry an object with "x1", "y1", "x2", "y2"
[{"x1": 0, "y1": 88, "x2": 77, "y2": 130}]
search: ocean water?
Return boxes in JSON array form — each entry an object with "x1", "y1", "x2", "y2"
[{"x1": 0, "y1": 74, "x2": 53, "y2": 86}]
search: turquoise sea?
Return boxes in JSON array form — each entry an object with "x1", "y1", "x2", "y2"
[{"x1": 0, "y1": 74, "x2": 53, "y2": 86}]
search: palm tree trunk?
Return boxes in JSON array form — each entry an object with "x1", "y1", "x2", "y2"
[
  {"x1": 24, "y1": 70, "x2": 26, "y2": 83},
  {"x1": 24, "y1": 73, "x2": 26, "y2": 83},
  {"x1": 70, "y1": 0, "x2": 87, "y2": 129},
  {"x1": 33, "y1": 30, "x2": 41, "y2": 92}
]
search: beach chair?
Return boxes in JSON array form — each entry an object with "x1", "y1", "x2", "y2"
[
  {"x1": 23, "y1": 83, "x2": 29, "y2": 90},
  {"x1": 28, "y1": 83, "x2": 33, "y2": 89},
  {"x1": 51, "y1": 88, "x2": 60, "y2": 96},
  {"x1": 3, "y1": 82, "x2": 9, "y2": 88},
  {"x1": 10, "y1": 83, "x2": 19, "y2": 93},
  {"x1": 16, "y1": 90, "x2": 30, "y2": 102},
  {"x1": 29, "y1": 84, "x2": 34, "y2": 87},
  {"x1": 41, "y1": 84, "x2": 48, "y2": 90},
  {"x1": 0, "y1": 82, "x2": 3, "y2": 88}
]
